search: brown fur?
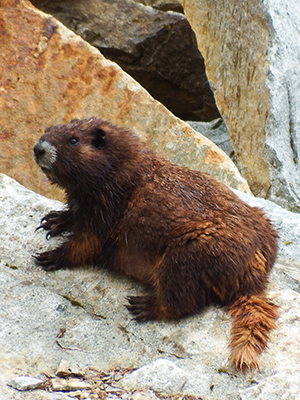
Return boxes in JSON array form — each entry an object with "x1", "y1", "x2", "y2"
[{"x1": 33, "y1": 118, "x2": 278, "y2": 373}]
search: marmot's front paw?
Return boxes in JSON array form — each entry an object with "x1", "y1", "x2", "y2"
[
  {"x1": 36, "y1": 210, "x2": 68, "y2": 238},
  {"x1": 33, "y1": 248, "x2": 64, "y2": 271}
]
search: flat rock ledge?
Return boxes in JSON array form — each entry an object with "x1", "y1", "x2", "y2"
[{"x1": 1, "y1": 173, "x2": 300, "y2": 400}]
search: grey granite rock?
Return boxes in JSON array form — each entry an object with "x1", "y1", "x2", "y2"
[
  {"x1": 7, "y1": 376, "x2": 45, "y2": 391},
  {"x1": 181, "y1": 0, "x2": 300, "y2": 211},
  {"x1": 1, "y1": 173, "x2": 300, "y2": 399}
]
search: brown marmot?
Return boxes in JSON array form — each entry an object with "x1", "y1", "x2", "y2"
[{"x1": 33, "y1": 118, "x2": 278, "y2": 374}]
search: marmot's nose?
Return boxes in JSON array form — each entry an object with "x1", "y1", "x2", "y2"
[{"x1": 33, "y1": 140, "x2": 45, "y2": 160}]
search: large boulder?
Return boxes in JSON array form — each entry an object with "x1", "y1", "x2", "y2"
[
  {"x1": 31, "y1": 0, "x2": 219, "y2": 121},
  {"x1": 0, "y1": 0, "x2": 248, "y2": 201},
  {"x1": 1, "y1": 174, "x2": 300, "y2": 399},
  {"x1": 180, "y1": 0, "x2": 300, "y2": 211}
]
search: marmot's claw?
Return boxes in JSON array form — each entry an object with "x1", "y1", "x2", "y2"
[
  {"x1": 40, "y1": 216, "x2": 48, "y2": 224},
  {"x1": 35, "y1": 224, "x2": 45, "y2": 232},
  {"x1": 46, "y1": 231, "x2": 53, "y2": 240},
  {"x1": 35, "y1": 218, "x2": 51, "y2": 232}
]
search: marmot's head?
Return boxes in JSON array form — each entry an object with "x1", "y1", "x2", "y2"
[{"x1": 33, "y1": 118, "x2": 143, "y2": 190}]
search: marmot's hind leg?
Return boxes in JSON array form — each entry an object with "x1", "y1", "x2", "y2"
[{"x1": 126, "y1": 248, "x2": 209, "y2": 321}]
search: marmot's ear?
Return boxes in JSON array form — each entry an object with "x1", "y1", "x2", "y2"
[{"x1": 92, "y1": 128, "x2": 106, "y2": 148}]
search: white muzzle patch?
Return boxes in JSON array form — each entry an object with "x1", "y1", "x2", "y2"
[{"x1": 33, "y1": 139, "x2": 57, "y2": 170}]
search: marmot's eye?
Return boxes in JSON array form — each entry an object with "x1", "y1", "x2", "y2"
[{"x1": 69, "y1": 137, "x2": 79, "y2": 146}]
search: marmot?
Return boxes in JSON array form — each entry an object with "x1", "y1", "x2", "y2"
[{"x1": 33, "y1": 118, "x2": 278, "y2": 374}]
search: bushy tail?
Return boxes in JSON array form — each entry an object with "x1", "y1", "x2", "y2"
[{"x1": 229, "y1": 294, "x2": 278, "y2": 374}]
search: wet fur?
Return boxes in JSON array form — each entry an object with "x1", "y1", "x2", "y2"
[{"x1": 33, "y1": 118, "x2": 278, "y2": 373}]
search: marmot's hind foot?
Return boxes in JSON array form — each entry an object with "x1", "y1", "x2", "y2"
[{"x1": 126, "y1": 295, "x2": 156, "y2": 321}]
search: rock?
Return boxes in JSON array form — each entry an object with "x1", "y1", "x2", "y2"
[
  {"x1": 55, "y1": 359, "x2": 86, "y2": 378},
  {"x1": 129, "y1": 389, "x2": 160, "y2": 400},
  {"x1": 179, "y1": 0, "x2": 270, "y2": 198},
  {"x1": 0, "y1": 0, "x2": 247, "y2": 201},
  {"x1": 51, "y1": 377, "x2": 92, "y2": 391},
  {"x1": 263, "y1": 0, "x2": 300, "y2": 211},
  {"x1": 119, "y1": 358, "x2": 210, "y2": 396},
  {"x1": 187, "y1": 119, "x2": 236, "y2": 165},
  {"x1": 7, "y1": 376, "x2": 45, "y2": 391},
  {"x1": 1, "y1": 173, "x2": 300, "y2": 400},
  {"x1": 47, "y1": 394, "x2": 74, "y2": 400},
  {"x1": 239, "y1": 370, "x2": 300, "y2": 400},
  {"x1": 31, "y1": 0, "x2": 218, "y2": 121},
  {"x1": 133, "y1": 0, "x2": 183, "y2": 13},
  {"x1": 180, "y1": 0, "x2": 300, "y2": 211}
]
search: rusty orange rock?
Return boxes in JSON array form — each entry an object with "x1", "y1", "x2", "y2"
[{"x1": 0, "y1": 0, "x2": 250, "y2": 200}]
